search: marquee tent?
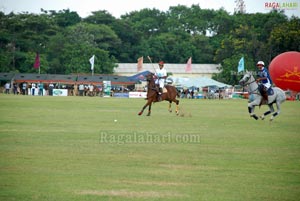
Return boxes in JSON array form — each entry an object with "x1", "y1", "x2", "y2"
[
  {"x1": 170, "y1": 77, "x2": 231, "y2": 88},
  {"x1": 128, "y1": 71, "x2": 151, "y2": 82}
]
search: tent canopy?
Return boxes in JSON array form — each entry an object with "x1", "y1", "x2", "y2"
[
  {"x1": 170, "y1": 77, "x2": 231, "y2": 88},
  {"x1": 128, "y1": 71, "x2": 151, "y2": 82}
]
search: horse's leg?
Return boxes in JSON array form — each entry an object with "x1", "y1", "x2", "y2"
[
  {"x1": 260, "y1": 104, "x2": 274, "y2": 120},
  {"x1": 138, "y1": 100, "x2": 151, "y2": 116},
  {"x1": 168, "y1": 101, "x2": 172, "y2": 113},
  {"x1": 146, "y1": 102, "x2": 152, "y2": 116},
  {"x1": 248, "y1": 97, "x2": 261, "y2": 120},
  {"x1": 270, "y1": 101, "x2": 281, "y2": 121},
  {"x1": 175, "y1": 99, "x2": 179, "y2": 115},
  {"x1": 248, "y1": 103, "x2": 258, "y2": 120}
]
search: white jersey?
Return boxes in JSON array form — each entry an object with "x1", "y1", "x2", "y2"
[
  {"x1": 155, "y1": 68, "x2": 167, "y2": 88},
  {"x1": 156, "y1": 68, "x2": 167, "y2": 78}
]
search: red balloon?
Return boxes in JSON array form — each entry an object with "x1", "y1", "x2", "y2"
[{"x1": 269, "y1": 51, "x2": 300, "y2": 92}]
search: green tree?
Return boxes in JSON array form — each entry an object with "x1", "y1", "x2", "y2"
[
  {"x1": 124, "y1": 8, "x2": 167, "y2": 37},
  {"x1": 61, "y1": 23, "x2": 116, "y2": 74},
  {"x1": 0, "y1": 12, "x2": 58, "y2": 72},
  {"x1": 43, "y1": 9, "x2": 81, "y2": 27},
  {"x1": 84, "y1": 10, "x2": 115, "y2": 25},
  {"x1": 268, "y1": 17, "x2": 300, "y2": 58},
  {"x1": 110, "y1": 19, "x2": 140, "y2": 62}
]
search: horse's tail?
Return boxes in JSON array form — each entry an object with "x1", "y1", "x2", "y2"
[
  {"x1": 275, "y1": 87, "x2": 286, "y2": 103},
  {"x1": 176, "y1": 88, "x2": 180, "y2": 98}
]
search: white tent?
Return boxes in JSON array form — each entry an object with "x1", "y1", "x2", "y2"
[{"x1": 170, "y1": 77, "x2": 231, "y2": 88}]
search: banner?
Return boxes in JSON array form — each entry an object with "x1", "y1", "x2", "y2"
[
  {"x1": 129, "y1": 92, "x2": 147, "y2": 98},
  {"x1": 53, "y1": 89, "x2": 68, "y2": 96},
  {"x1": 34, "y1": 52, "x2": 40, "y2": 69},
  {"x1": 238, "y1": 57, "x2": 244, "y2": 73},
  {"x1": 89, "y1": 55, "x2": 95, "y2": 71},
  {"x1": 185, "y1": 57, "x2": 192, "y2": 73},
  {"x1": 103, "y1": 81, "x2": 111, "y2": 97},
  {"x1": 137, "y1": 56, "x2": 143, "y2": 72}
]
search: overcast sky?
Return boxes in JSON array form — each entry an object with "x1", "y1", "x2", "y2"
[{"x1": 1, "y1": 0, "x2": 299, "y2": 18}]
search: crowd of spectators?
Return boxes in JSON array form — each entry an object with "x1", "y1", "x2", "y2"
[
  {"x1": 3, "y1": 81, "x2": 298, "y2": 100},
  {"x1": 1, "y1": 82, "x2": 129, "y2": 97}
]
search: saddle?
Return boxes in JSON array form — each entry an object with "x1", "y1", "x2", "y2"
[
  {"x1": 267, "y1": 88, "x2": 274, "y2": 96},
  {"x1": 259, "y1": 87, "x2": 273, "y2": 106},
  {"x1": 145, "y1": 86, "x2": 167, "y2": 100},
  {"x1": 162, "y1": 87, "x2": 168, "y2": 93},
  {"x1": 156, "y1": 86, "x2": 168, "y2": 102},
  {"x1": 155, "y1": 85, "x2": 167, "y2": 93}
]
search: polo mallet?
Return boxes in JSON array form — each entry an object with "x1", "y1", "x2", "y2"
[{"x1": 147, "y1": 56, "x2": 157, "y2": 74}]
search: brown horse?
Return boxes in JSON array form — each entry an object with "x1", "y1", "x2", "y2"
[{"x1": 138, "y1": 73, "x2": 179, "y2": 116}]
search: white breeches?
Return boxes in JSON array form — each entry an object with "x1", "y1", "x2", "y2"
[
  {"x1": 263, "y1": 82, "x2": 271, "y2": 89},
  {"x1": 155, "y1": 79, "x2": 165, "y2": 88}
]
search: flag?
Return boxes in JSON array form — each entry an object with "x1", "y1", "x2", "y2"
[
  {"x1": 89, "y1": 55, "x2": 95, "y2": 71},
  {"x1": 238, "y1": 57, "x2": 244, "y2": 73},
  {"x1": 137, "y1": 56, "x2": 143, "y2": 72},
  {"x1": 185, "y1": 57, "x2": 192, "y2": 73},
  {"x1": 33, "y1": 52, "x2": 40, "y2": 69}
]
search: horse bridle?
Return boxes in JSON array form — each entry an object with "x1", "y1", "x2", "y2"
[
  {"x1": 241, "y1": 75, "x2": 259, "y2": 95},
  {"x1": 146, "y1": 74, "x2": 159, "y2": 92}
]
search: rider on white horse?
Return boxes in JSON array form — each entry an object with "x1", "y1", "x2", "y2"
[{"x1": 256, "y1": 61, "x2": 272, "y2": 103}]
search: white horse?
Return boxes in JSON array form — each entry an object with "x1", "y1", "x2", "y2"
[{"x1": 239, "y1": 71, "x2": 286, "y2": 121}]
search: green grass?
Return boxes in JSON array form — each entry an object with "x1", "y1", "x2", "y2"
[{"x1": 0, "y1": 94, "x2": 299, "y2": 201}]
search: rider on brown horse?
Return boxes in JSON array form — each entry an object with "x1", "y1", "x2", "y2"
[
  {"x1": 155, "y1": 61, "x2": 167, "y2": 101},
  {"x1": 138, "y1": 72, "x2": 179, "y2": 116}
]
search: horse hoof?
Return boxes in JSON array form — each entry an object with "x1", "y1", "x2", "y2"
[
  {"x1": 250, "y1": 114, "x2": 258, "y2": 120},
  {"x1": 260, "y1": 115, "x2": 265, "y2": 120},
  {"x1": 138, "y1": 112, "x2": 142, "y2": 115},
  {"x1": 146, "y1": 114, "x2": 151, "y2": 116}
]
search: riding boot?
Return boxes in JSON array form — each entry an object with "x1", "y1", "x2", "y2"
[
  {"x1": 263, "y1": 90, "x2": 268, "y2": 102},
  {"x1": 260, "y1": 90, "x2": 268, "y2": 106},
  {"x1": 157, "y1": 88, "x2": 163, "y2": 101}
]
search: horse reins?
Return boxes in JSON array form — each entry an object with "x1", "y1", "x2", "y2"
[{"x1": 242, "y1": 78, "x2": 260, "y2": 95}]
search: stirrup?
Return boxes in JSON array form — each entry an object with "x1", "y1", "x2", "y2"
[{"x1": 157, "y1": 95, "x2": 162, "y2": 101}]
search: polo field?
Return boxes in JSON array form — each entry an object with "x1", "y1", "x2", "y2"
[{"x1": 0, "y1": 95, "x2": 299, "y2": 201}]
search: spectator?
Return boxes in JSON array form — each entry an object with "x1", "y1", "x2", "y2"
[
  {"x1": 79, "y1": 83, "x2": 84, "y2": 96},
  {"x1": 22, "y1": 82, "x2": 27, "y2": 95},
  {"x1": 73, "y1": 84, "x2": 78, "y2": 96},
  {"x1": 4, "y1": 82, "x2": 10, "y2": 94},
  {"x1": 13, "y1": 83, "x2": 18, "y2": 95},
  {"x1": 48, "y1": 83, "x2": 54, "y2": 96},
  {"x1": 84, "y1": 85, "x2": 89, "y2": 96},
  {"x1": 31, "y1": 83, "x2": 36, "y2": 96},
  {"x1": 28, "y1": 83, "x2": 32, "y2": 95},
  {"x1": 38, "y1": 82, "x2": 44, "y2": 96},
  {"x1": 88, "y1": 84, "x2": 94, "y2": 96}
]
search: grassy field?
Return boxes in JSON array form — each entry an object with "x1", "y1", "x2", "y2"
[{"x1": 0, "y1": 94, "x2": 299, "y2": 201}]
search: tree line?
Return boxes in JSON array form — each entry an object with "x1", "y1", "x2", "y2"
[{"x1": 0, "y1": 5, "x2": 299, "y2": 85}]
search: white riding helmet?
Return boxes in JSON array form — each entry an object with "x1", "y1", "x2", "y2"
[{"x1": 256, "y1": 61, "x2": 265, "y2": 66}]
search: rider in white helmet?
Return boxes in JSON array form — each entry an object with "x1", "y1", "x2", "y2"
[{"x1": 256, "y1": 61, "x2": 272, "y2": 102}]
